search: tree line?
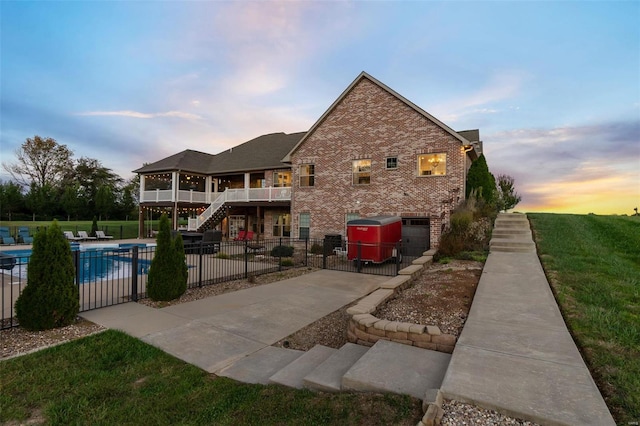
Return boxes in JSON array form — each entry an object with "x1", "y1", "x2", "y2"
[{"x1": 1, "y1": 135, "x2": 139, "y2": 221}]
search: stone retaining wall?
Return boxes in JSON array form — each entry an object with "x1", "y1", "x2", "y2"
[{"x1": 345, "y1": 250, "x2": 457, "y2": 354}]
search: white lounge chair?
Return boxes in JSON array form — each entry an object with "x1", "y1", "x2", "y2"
[
  {"x1": 95, "y1": 230, "x2": 114, "y2": 240},
  {"x1": 64, "y1": 231, "x2": 82, "y2": 241},
  {"x1": 78, "y1": 231, "x2": 97, "y2": 241}
]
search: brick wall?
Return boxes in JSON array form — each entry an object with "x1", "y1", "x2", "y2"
[{"x1": 290, "y1": 77, "x2": 467, "y2": 248}]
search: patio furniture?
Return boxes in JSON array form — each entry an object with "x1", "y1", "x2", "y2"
[
  {"x1": 17, "y1": 227, "x2": 33, "y2": 244},
  {"x1": 0, "y1": 227, "x2": 16, "y2": 245},
  {"x1": 0, "y1": 252, "x2": 16, "y2": 270},
  {"x1": 234, "y1": 230, "x2": 247, "y2": 241},
  {"x1": 77, "y1": 231, "x2": 97, "y2": 241},
  {"x1": 95, "y1": 230, "x2": 114, "y2": 240},
  {"x1": 202, "y1": 230, "x2": 222, "y2": 253},
  {"x1": 64, "y1": 231, "x2": 82, "y2": 241}
]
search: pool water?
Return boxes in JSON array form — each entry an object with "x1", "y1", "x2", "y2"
[{"x1": 1, "y1": 243, "x2": 155, "y2": 283}]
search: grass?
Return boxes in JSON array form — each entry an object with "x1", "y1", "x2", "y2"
[
  {"x1": 0, "y1": 330, "x2": 422, "y2": 425},
  {"x1": 0, "y1": 220, "x2": 153, "y2": 240},
  {"x1": 528, "y1": 213, "x2": 640, "y2": 423}
]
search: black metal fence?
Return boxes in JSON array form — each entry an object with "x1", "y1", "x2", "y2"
[{"x1": 1, "y1": 237, "x2": 415, "y2": 329}]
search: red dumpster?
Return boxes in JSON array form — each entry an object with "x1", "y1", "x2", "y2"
[{"x1": 347, "y1": 216, "x2": 402, "y2": 263}]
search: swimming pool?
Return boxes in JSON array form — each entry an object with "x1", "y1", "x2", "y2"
[{"x1": 1, "y1": 243, "x2": 156, "y2": 283}]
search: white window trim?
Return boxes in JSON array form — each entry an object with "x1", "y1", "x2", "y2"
[{"x1": 385, "y1": 156, "x2": 398, "y2": 170}]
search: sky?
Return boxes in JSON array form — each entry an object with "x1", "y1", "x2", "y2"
[{"x1": 1, "y1": 0, "x2": 638, "y2": 215}]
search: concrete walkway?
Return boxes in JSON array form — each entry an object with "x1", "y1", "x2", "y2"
[
  {"x1": 441, "y1": 213, "x2": 615, "y2": 426},
  {"x1": 81, "y1": 270, "x2": 388, "y2": 373}
]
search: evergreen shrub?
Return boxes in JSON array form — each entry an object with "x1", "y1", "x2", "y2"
[
  {"x1": 147, "y1": 214, "x2": 188, "y2": 301},
  {"x1": 310, "y1": 243, "x2": 323, "y2": 255},
  {"x1": 15, "y1": 220, "x2": 79, "y2": 330},
  {"x1": 90, "y1": 216, "x2": 99, "y2": 237},
  {"x1": 271, "y1": 245, "x2": 294, "y2": 257}
]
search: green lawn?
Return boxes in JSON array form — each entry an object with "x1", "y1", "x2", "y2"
[
  {"x1": 0, "y1": 220, "x2": 149, "y2": 240},
  {"x1": 528, "y1": 213, "x2": 640, "y2": 423},
  {"x1": 0, "y1": 330, "x2": 422, "y2": 425}
]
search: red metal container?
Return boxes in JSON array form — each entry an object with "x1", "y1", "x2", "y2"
[{"x1": 347, "y1": 216, "x2": 402, "y2": 263}]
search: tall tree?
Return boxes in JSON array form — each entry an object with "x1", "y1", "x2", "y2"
[
  {"x1": 0, "y1": 180, "x2": 25, "y2": 221},
  {"x1": 495, "y1": 174, "x2": 522, "y2": 212},
  {"x1": 95, "y1": 185, "x2": 115, "y2": 220},
  {"x1": 61, "y1": 183, "x2": 82, "y2": 221},
  {"x1": 466, "y1": 154, "x2": 496, "y2": 204},
  {"x1": 2, "y1": 136, "x2": 73, "y2": 188},
  {"x1": 64, "y1": 157, "x2": 122, "y2": 218},
  {"x1": 25, "y1": 183, "x2": 58, "y2": 220}
]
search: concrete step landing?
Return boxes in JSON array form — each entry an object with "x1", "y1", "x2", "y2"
[
  {"x1": 342, "y1": 339, "x2": 451, "y2": 399},
  {"x1": 269, "y1": 344, "x2": 337, "y2": 389},
  {"x1": 303, "y1": 343, "x2": 369, "y2": 392}
]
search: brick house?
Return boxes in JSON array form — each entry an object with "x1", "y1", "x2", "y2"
[
  {"x1": 134, "y1": 72, "x2": 481, "y2": 251},
  {"x1": 285, "y1": 72, "x2": 480, "y2": 253}
]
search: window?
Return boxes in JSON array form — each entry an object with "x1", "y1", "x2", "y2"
[
  {"x1": 417, "y1": 153, "x2": 447, "y2": 176},
  {"x1": 386, "y1": 157, "x2": 398, "y2": 169},
  {"x1": 299, "y1": 165, "x2": 315, "y2": 187},
  {"x1": 273, "y1": 214, "x2": 291, "y2": 237},
  {"x1": 273, "y1": 171, "x2": 292, "y2": 187},
  {"x1": 352, "y1": 159, "x2": 371, "y2": 185},
  {"x1": 346, "y1": 213, "x2": 360, "y2": 225},
  {"x1": 299, "y1": 213, "x2": 310, "y2": 239}
]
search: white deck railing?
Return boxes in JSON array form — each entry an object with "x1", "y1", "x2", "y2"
[
  {"x1": 141, "y1": 189, "x2": 173, "y2": 203},
  {"x1": 187, "y1": 187, "x2": 291, "y2": 231}
]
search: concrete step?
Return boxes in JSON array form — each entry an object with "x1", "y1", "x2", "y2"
[
  {"x1": 493, "y1": 228, "x2": 531, "y2": 236},
  {"x1": 490, "y1": 244, "x2": 536, "y2": 253},
  {"x1": 303, "y1": 343, "x2": 370, "y2": 392},
  {"x1": 269, "y1": 345, "x2": 337, "y2": 389},
  {"x1": 494, "y1": 220, "x2": 530, "y2": 229},
  {"x1": 342, "y1": 339, "x2": 451, "y2": 399},
  {"x1": 497, "y1": 213, "x2": 528, "y2": 220},
  {"x1": 490, "y1": 239, "x2": 536, "y2": 249},
  {"x1": 492, "y1": 232, "x2": 532, "y2": 239},
  {"x1": 217, "y1": 346, "x2": 304, "y2": 384}
]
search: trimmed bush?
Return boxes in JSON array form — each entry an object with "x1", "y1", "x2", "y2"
[
  {"x1": 309, "y1": 243, "x2": 323, "y2": 255},
  {"x1": 271, "y1": 245, "x2": 294, "y2": 257},
  {"x1": 147, "y1": 214, "x2": 188, "y2": 301},
  {"x1": 15, "y1": 220, "x2": 79, "y2": 331}
]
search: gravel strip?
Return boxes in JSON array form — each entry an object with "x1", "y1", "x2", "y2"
[
  {"x1": 1, "y1": 319, "x2": 105, "y2": 359},
  {"x1": 442, "y1": 400, "x2": 540, "y2": 425}
]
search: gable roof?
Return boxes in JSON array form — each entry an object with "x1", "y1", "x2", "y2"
[
  {"x1": 133, "y1": 132, "x2": 305, "y2": 175},
  {"x1": 283, "y1": 72, "x2": 474, "y2": 162},
  {"x1": 133, "y1": 149, "x2": 214, "y2": 174},
  {"x1": 208, "y1": 132, "x2": 305, "y2": 175}
]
